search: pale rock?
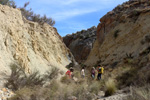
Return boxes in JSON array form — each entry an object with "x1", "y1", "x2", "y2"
[{"x1": 0, "y1": 4, "x2": 75, "y2": 86}]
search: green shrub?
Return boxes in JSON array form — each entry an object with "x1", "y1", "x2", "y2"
[{"x1": 105, "y1": 78, "x2": 117, "y2": 97}]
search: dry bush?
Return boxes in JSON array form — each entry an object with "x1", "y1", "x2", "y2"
[
  {"x1": 117, "y1": 67, "x2": 138, "y2": 88},
  {"x1": 5, "y1": 64, "x2": 27, "y2": 90},
  {"x1": 9, "y1": 80, "x2": 61, "y2": 100},
  {"x1": 8, "y1": 87, "x2": 35, "y2": 100},
  {"x1": 71, "y1": 83, "x2": 95, "y2": 100},
  {"x1": 9, "y1": 79, "x2": 95, "y2": 100},
  {"x1": 0, "y1": 0, "x2": 55, "y2": 26},
  {"x1": 127, "y1": 85, "x2": 150, "y2": 100},
  {"x1": 5, "y1": 64, "x2": 45, "y2": 90},
  {"x1": 89, "y1": 81, "x2": 101, "y2": 94},
  {"x1": 0, "y1": 0, "x2": 16, "y2": 8},
  {"x1": 5, "y1": 64, "x2": 60, "y2": 91},
  {"x1": 8, "y1": 86, "x2": 52, "y2": 100},
  {"x1": 117, "y1": 65, "x2": 150, "y2": 88},
  {"x1": 105, "y1": 78, "x2": 117, "y2": 97},
  {"x1": 61, "y1": 75, "x2": 73, "y2": 84},
  {"x1": 20, "y1": 2, "x2": 55, "y2": 26},
  {"x1": 73, "y1": 71, "x2": 81, "y2": 78},
  {"x1": 114, "y1": 29, "x2": 120, "y2": 38},
  {"x1": 44, "y1": 67, "x2": 59, "y2": 81},
  {"x1": 60, "y1": 75, "x2": 97, "y2": 100}
]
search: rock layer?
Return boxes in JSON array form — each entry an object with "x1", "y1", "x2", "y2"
[
  {"x1": 63, "y1": 26, "x2": 96, "y2": 63},
  {"x1": 86, "y1": 0, "x2": 150, "y2": 65},
  {"x1": 0, "y1": 4, "x2": 74, "y2": 81}
]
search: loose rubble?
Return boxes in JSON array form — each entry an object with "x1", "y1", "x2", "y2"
[{"x1": 0, "y1": 88, "x2": 14, "y2": 100}]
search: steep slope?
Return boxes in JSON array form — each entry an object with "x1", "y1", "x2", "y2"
[
  {"x1": 63, "y1": 26, "x2": 96, "y2": 63},
  {"x1": 0, "y1": 4, "x2": 74, "y2": 78},
  {"x1": 86, "y1": 0, "x2": 150, "y2": 66}
]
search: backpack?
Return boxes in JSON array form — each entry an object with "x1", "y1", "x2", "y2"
[{"x1": 98, "y1": 67, "x2": 104, "y2": 74}]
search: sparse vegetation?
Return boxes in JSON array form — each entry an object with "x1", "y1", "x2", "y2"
[
  {"x1": 123, "y1": 53, "x2": 134, "y2": 64},
  {"x1": 129, "y1": 9, "x2": 140, "y2": 23},
  {"x1": 117, "y1": 64, "x2": 150, "y2": 88},
  {"x1": 8, "y1": 86, "x2": 52, "y2": 100},
  {"x1": 89, "y1": 81, "x2": 101, "y2": 94},
  {"x1": 105, "y1": 78, "x2": 117, "y2": 97},
  {"x1": 139, "y1": 46, "x2": 150, "y2": 56},
  {"x1": 117, "y1": 67, "x2": 138, "y2": 88},
  {"x1": 0, "y1": 0, "x2": 16, "y2": 8},
  {"x1": 61, "y1": 75, "x2": 73, "y2": 84},
  {"x1": 9, "y1": 78, "x2": 96, "y2": 100},
  {"x1": 5, "y1": 64, "x2": 60, "y2": 91},
  {"x1": 20, "y1": 2, "x2": 55, "y2": 26},
  {"x1": 126, "y1": 53, "x2": 134, "y2": 59},
  {"x1": 127, "y1": 85, "x2": 150, "y2": 100},
  {"x1": 66, "y1": 62, "x2": 74, "y2": 69},
  {"x1": 0, "y1": 0, "x2": 55, "y2": 26},
  {"x1": 114, "y1": 29, "x2": 120, "y2": 38}
]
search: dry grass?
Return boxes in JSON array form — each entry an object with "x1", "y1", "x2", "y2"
[
  {"x1": 60, "y1": 75, "x2": 73, "y2": 84},
  {"x1": 5, "y1": 64, "x2": 60, "y2": 91},
  {"x1": 8, "y1": 86, "x2": 51, "y2": 100},
  {"x1": 105, "y1": 78, "x2": 117, "y2": 97},
  {"x1": 127, "y1": 85, "x2": 150, "y2": 100},
  {"x1": 89, "y1": 81, "x2": 102, "y2": 94},
  {"x1": 9, "y1": 80, "x2": 96, "y2": 100},
  {"x1": 117, "y1": 64, "x2": 150, "y2": 88}
]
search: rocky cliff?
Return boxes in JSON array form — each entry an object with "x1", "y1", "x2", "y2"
[
  {"x1": 63, "y1": 26, "x2": 96, "y2": 63},
  {"x1": 0, "y1": 4, "x2": 74, "y2": 80},
  {"x1": 86, "y1": 0, "x2": 150, "y2": 66}
]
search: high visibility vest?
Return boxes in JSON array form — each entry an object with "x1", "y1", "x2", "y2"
[{"x1": 98, "y1": 67, "x2": 104, "y2": 74}]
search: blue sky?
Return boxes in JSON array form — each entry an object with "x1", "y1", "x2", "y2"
[{"x1": 14, "y1": 0, "x2": 128, "y2": 36}]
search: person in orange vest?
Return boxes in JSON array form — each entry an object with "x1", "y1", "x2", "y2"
[
  {"x1": 97, "y1": 65, "x2": 104, "y2": 80},
  {"x1": 66, "y1": 67, "x2": 74, "y2": 78}
]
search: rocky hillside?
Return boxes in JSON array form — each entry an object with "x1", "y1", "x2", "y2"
[
  {"x1": 0, "y1": 4, "x2": 74, "y2": 83},
  {"x1": 86, "y1": 0, "x2": 150, "y2": 66},
  {"x1": 63, "y1": 26, "x2": 96, "y2": 63}
]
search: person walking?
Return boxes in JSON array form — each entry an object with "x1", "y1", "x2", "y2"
[
  {"x1": 97, "y1": 65, "x2": 104, "y2": 80},
  {"x1": 81, "y1": 66, "x2": 85, "y2": 78},
  {"x1": 91, "y1": 67, "x2": 95, "y2": 79},
  {"x1": 66, "y1": 67, "x2": 74, "y2": 78}
]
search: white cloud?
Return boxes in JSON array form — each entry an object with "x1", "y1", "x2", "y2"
[
  {"x1": 51, "y1": 8, "x2": 98, "y2": 21},
  {"x1": 36, "y1": 0, "x2": 91, "y2": 5},
  {"x1": 30, "y1": 0, "x2": 128, "y2": 21}
]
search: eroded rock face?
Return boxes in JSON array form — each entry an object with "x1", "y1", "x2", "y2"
[
  {"x1": 0, "y1": 4, "x2": 74, "y2": 79},
  {"x1": 86, "y1": 0, "x2": 150, "y2": 65},
  {"x1": 63, "y1": 26, "x2": 96, "y2": 63},
  {"x1": 97, "y1": 0, "x2": 150, "y2": 45}
]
